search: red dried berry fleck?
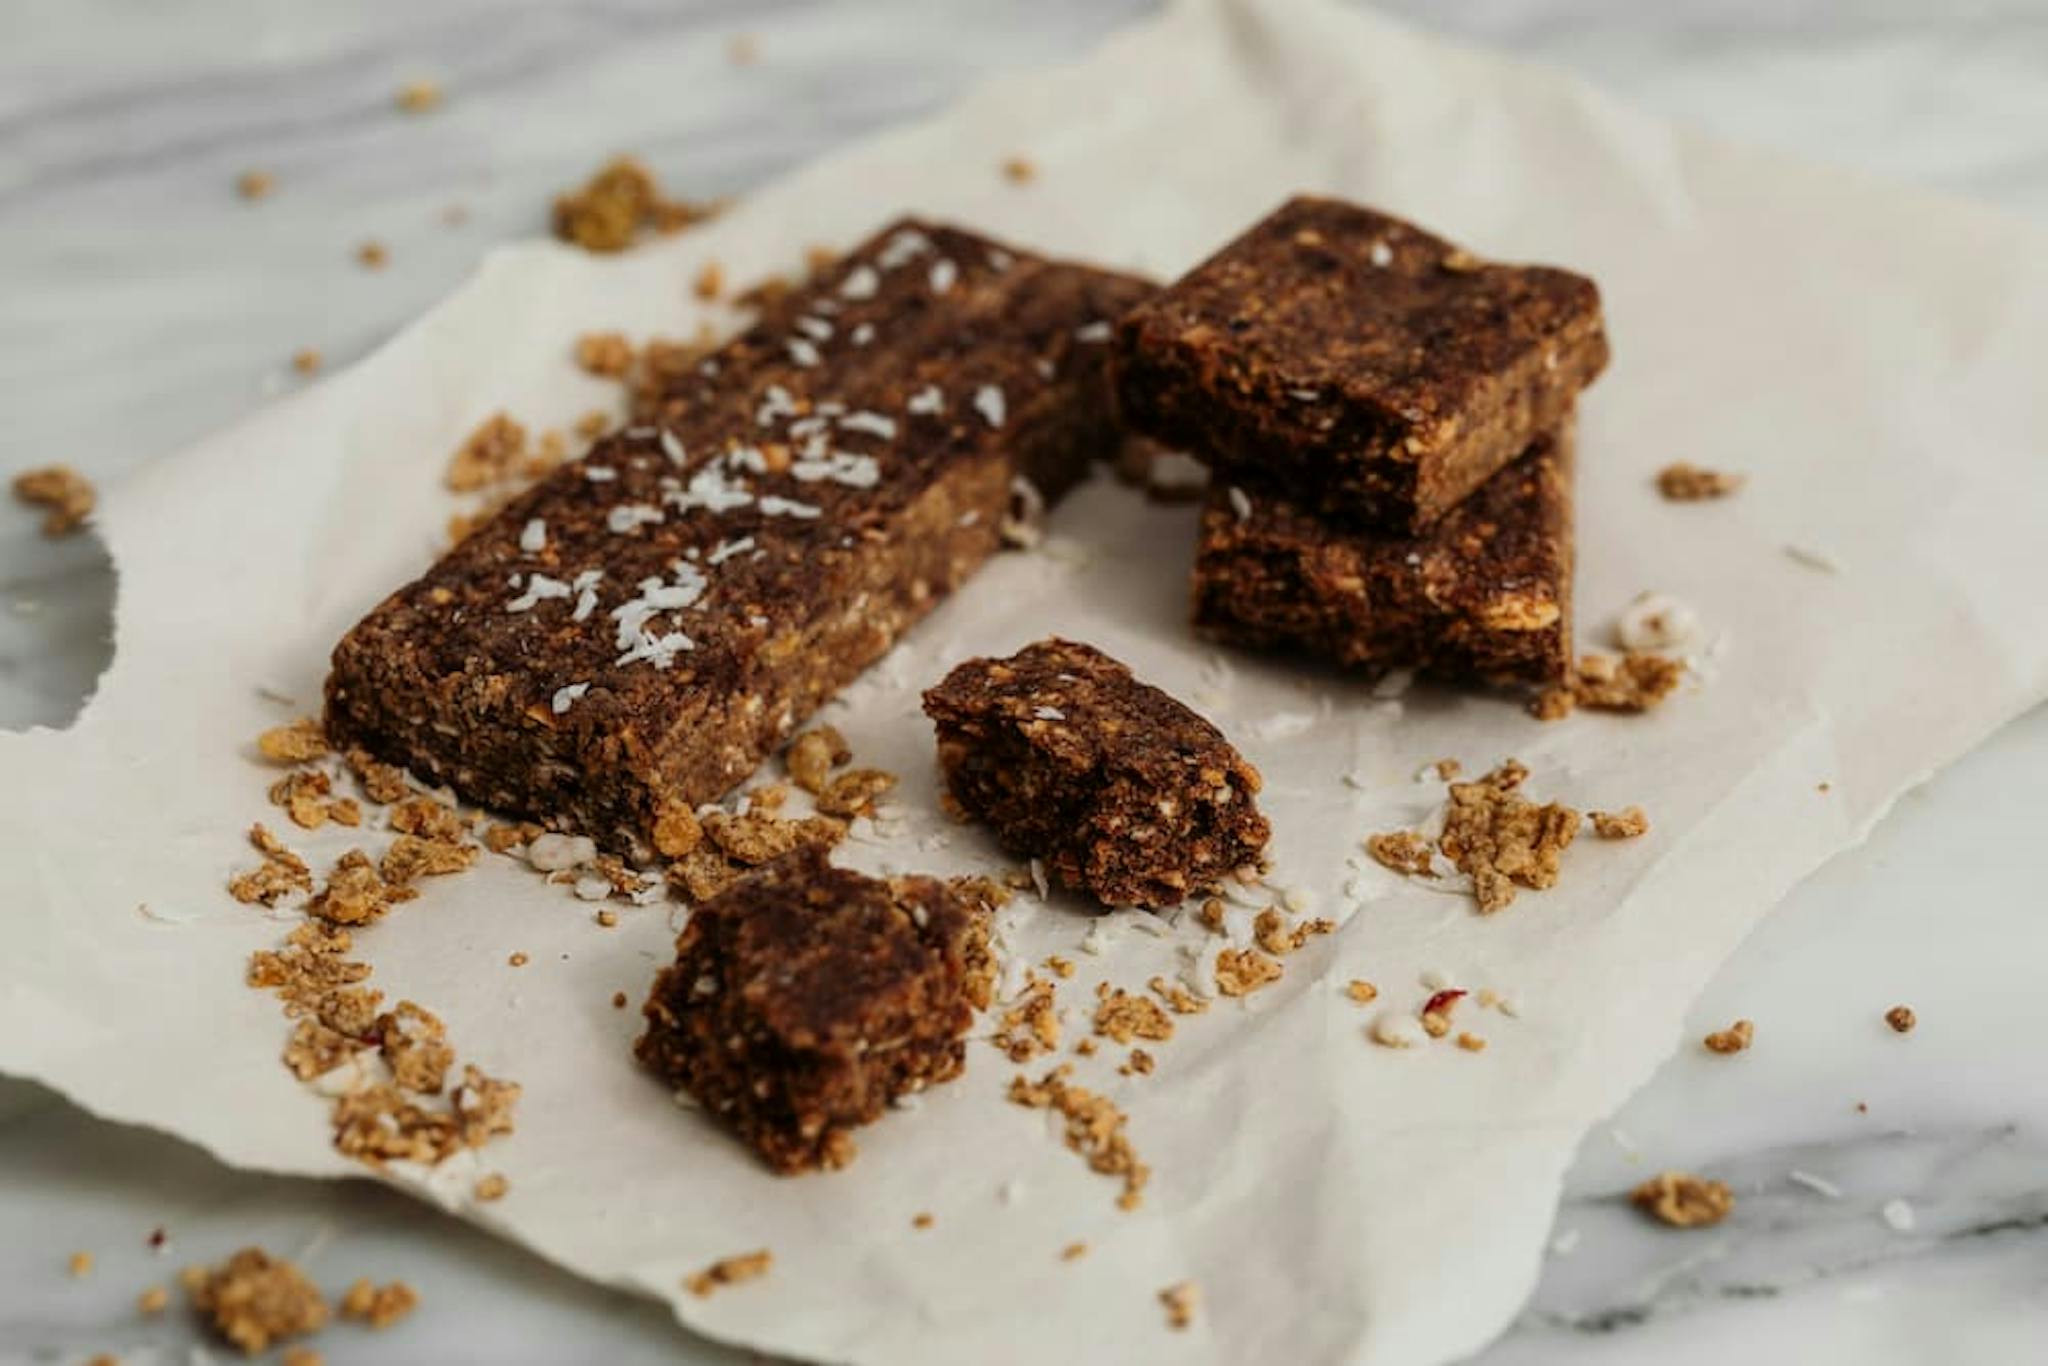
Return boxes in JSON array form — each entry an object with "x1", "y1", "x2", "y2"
[{"x1": 1421, "y1": 989, "x2": 1467, "y2": 1017}]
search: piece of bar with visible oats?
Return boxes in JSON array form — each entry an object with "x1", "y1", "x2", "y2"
[
  {"x1": 636, "y1": 844, "x2": 990, "y2": 1173},
  {"x1": 921, "y1": 638, "x2": 1270, "y2": 909},
  {"x1": 1116, "y1": 195, "x2": 1605, "y2": 534},
  {"x1": 1192, "y1": 421, "x2": 1574, "y2": 687},
  {"x1": 325, "y1": 219, "x2": 1149, "y2": 856}
]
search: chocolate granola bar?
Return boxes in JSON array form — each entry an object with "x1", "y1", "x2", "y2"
[
  {"x1": 921, "y1": 638, "x2": 1269, "y2": 908},
  {"x1": 1116, "y1": 195, "x2": 1606, "y2": 533},
  {"x1": 1192, "y1": 422, "x2": 1574, "y2": 686},
  {"x1": 326, "y1": 220, "x2": 1148, "y2": 854},
  {"x1": 636, "y1": 844, "x2": 990, "y2": 1172}
]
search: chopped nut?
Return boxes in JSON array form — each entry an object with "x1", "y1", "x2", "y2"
[
  {"x1": 685, "y1": 1250, "x2": 772, "y2": 1297},
  {"x1": 1590, "y1": 806, "x2": 1650, "y2": 839},
  {"x1": 11, "y1": 464, "x2": 96, "y2": 537},
  {"x1": 1159, "y1": 1281, "x2": 1199, "y2": 1330},
  {"x1": 1885, "y1": 1005, "x2": 1917, "y2": 1034},
  {"x1": 184, "y1": 1247, "x2": 329, "y2": 1354},
  {"x1": 1704, "y1": 1019, "x2": 1754, "y2": 1054},
  {"x1": 1632, "y1": 1172, "x2": 1734, "y2": 1228},
  {"x1": 1656, "y1": 462, "x2": 1745, "y2": 501}
]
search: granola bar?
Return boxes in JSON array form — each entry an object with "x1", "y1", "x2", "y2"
[
  {"x1": 1116, "y1": 195, "x2": 1606, "y2": 533},
  {"x1": 635, "y1": 845, "x2": 989, "y2": 1172},
  {"x1": 326, "y1": 219, "x2": 1148, "y2": 854},
  {"x1": 1190, "y1": 423, "x2": 1574, "y2": 686},
  {"x1": 921, "y1": 638, "x2": 1270, "y2": 908}
]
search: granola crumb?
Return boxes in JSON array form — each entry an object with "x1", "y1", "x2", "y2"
[
  {"x1": 1885, "y1": 1005, "x2": 1917, "y2": 1034},
  {"x1": 911, "y1": 1212, "x2": 934, "y2": 1230},
  {"x1": 474, "y1": 1173, "x2": 510, "y2": 1202},
  {"x1": 1345, "y1": 979, "x2": 1379, "y2": 1005},
  {"x1": 685, "y1": 1250, "x2": 772, "y2": 1297},
  {"x1": 1120, "y1": 1048, "x2": 1156, "y2": 1076},
  {"x1": 551, "y1": 155, "x2": 719, "y2": 254},
  {"x1": 1631, "y1": 1171, "x2": 1734, "y2": 1228},
  {"x1": 694, "y1": 260, "x2": 726, "y2": 301},
  {"x1": 1455, "y1": 1031, "x2": 1488, "y2": 1052},
  {"x1": 1568, "y1": 652, "x2": 1684, "y2": 714},
  {"x1": 1094, "y1": 984, "x2": 1175, "y2": 1044},
  {"x1": 1009, "y1": 1065, "x2": 1150, "y2": 1210},
  {"x1": 1253, "y1": 906, "x2": 1332, "y2": 956},
  {"x1": 1044, "y1": 955, "x2": 1076, "y2": 980},
  {"x1": 1704, "y1": 1019, "x2": 1754, "y2": 1054},
  {"x1": 508, "y1": 952, "x2": 529, "y2": 967},
  {"x1": 1002, "y1": 155, "x2": 1038, "y2": 183},
  {"x1": 445, "y1": 412, "x2": 528, "y2": 492},
  {"x1": 395, "y1": 79, "x2": 444, "y2": 113},
  {"x1": 814, "y1": 766, "x2": 897, "y2": 818},
  {"x1": 1159, "y1": 1281, "x2": 1199, "y2": 1330},
  {"x1": 257, "y1": 717, "x2": 329, "y2": 764},
  {"x1": 68, "y1": 1250, "x2": 94, "y2": 1277},
  {"x1": 596, "y1": 908, "x2": 619, "y2": 928},
  {"x1": 1439, "y1": 760, "x2": 1579, "y2": 914},
  {"x1": 138, "y1": 1285, "x2": 169, "y2": 1314},
  {"x1": 236, "y1": 169, "x2": 275, "y2": 199},
  {"x1": 1060, "y1": 1241, "x2": 1088, "y2": 1262},
  {"x1": 1366, "y1": 830, "x2": 1437, "y2": 878},
  {"x1": 1590, "y1": 806, "x2": 1650, "y2": 839},
  {"x1": 184, "y1": 1247, "x2": 329, "y2": 1354},
  {"x1": 11, "y1": 464, "x2": 96, "y2": 536},
  {"x1": 1147, "y1": 976, "x2": 1208, "y2": 1016},
  {"x1": 356, "y1": 240, "x2": 389, "y2": 270},
  {"x1": 1214, "y1": 947, "x2": 1282, "y2": 997},
  {"x1": 229, "y1": 823, "x2": 315, "y2": 906},
  {"x1": 612, "y1": 990, "x2": 629, "y2": 1009},
  {"x1": 339, "y1": 1278, "x2": 419, "y2": 1330},
  {"x1": 995, "y1": 978, "x2": 1060, "y2": 1061},
  {"x1": 1657, "y1": 462, "x2": 1745, "y2": 501},
  {"x1": 291, "y1": 348, "x2": 323, "y2": 375},
  {"x1": 281, "y1": 1350, "x2": 324, "y2": 1366},
  {"x1": 574, "y1": 331, "x2": 635, "y2": 378}
]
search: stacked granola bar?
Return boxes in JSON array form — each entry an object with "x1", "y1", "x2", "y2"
[{"x1": 1115, "y1": 195, "x2": 1608, "y2": 688}]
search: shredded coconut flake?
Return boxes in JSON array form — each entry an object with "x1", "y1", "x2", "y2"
[
  {"x1": 551, "y1": 683, "x2": 589, "y2": 714},
  {"x1": 907, "y1": 384, "x2": 944, "y2": 415},
  {"x1": 928, "y1": 258, "x2": 959, "y2": 294},
  {"x1": 850, "y1": 322, "x2": 875, "y2": 346},
  {"x1": 838, "y1": 411, "x2": 897, "y2": 440},
  {"x1": 518, "y1": 519, "x2": 547, "y2": 553},
  {"x1": 1074, "y1": 320, "x2": 1113, "y2": 343},
  {"x1": 838, "y1": 264, "x2": 879, "y2": 299},
  {"x1": 876, "y1": 227, "x2": 931, "y2": 269},
  {"x1": 1228, "y1": 486, "x2": 1253, "y2": 522},
  {"x1": 506, "y1": 574, "x2": 571, "y2": 612},
  {"x1": 786, "y1": 337, "x2": 822, "y2": 368},
  {"x1": 794, "y1": 315, "x2": 833, "y2": 341},
  {"x1": 973, "y1": 384, "x2": 1006, "y2": 429}
]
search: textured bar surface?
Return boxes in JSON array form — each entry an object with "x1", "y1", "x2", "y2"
[
  {"x1": 635, "y1": 845, "x2": 990, "y2": 1173},
  {"x1": 1117, "y1": 194, "x2": 1605, "y2": 533},
  {"x1": 1192, "y1": 423, "x2": 1575, "y2": 686},
  {"x1": 922, "y1": 637, "x2": 1270, "y2": 909},
  {"x1": 326, "y1": 220, "x2": 1148, "y2": 853}
]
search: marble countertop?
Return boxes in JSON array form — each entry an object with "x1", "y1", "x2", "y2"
[{"x1": 4, "y1": 2, "x2": 2045, "y2": 1361}]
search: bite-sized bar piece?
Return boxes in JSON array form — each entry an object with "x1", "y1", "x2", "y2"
[
  {"x1": 921, "y1": 638, "x2": 1269, "y2": 909},
  {"x1": 636, "y1": 844, "x2": 990, "y2": 1172},
  {"x1": 1191, "y1": 422, "x2": 1574, "y2": 687},
  {"x1": 1116, "y1": 195, "x2": 1606, "y2": 533},
  {"x1": 326, "y1": 220, "x2": 1147, "y2": 855}
]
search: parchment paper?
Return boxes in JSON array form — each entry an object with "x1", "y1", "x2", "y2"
[{"x1": 5, "y1": 1, "x2": 2047, "y2": 1361}]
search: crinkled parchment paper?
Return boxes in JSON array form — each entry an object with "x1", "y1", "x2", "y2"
[{"x1": 4, "y1": 1, "x2": 2046, "y2": 1361}]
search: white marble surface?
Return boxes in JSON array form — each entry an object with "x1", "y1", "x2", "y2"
[{"x1": 4, "y1": 2, "x2": 2046, "y2": 1361}]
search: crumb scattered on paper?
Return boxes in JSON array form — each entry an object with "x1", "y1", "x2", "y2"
[
  {"x1": 1631, "y1": 1172, "x2": 1733, "y2": 1228},
  {"x1": 1589, "y1": 806, "x2": 1649, "y2": 839},
  {"x1": 11, "y1": 465, "x2": 95, "y2": 537},
  {"x1": 1159, "y1": 1281, "x2": 1199, "y2": 1330},
  {"x1": 395, "y1": 79, "x2": 444, "y2": 114},
  {"x1": 1009, "y1": 1066, "x2": 1149, "y2": 1211},
  {"x1": 1440, "y1": 761, "x2": 1579, "y2": 914},
  {"x1": 339, "y1": 1277, "x2": 419, "y2": 1329},
  {"x1": 1703, "y1": 1019, "x2": 1754, "y2": 1054},
  {"x1": 686, "y1": 1250, "x2": 772, "y2": 1297},
  {"x1": 1885, "y1": 1005, "x2": 1917, "y2": 1033},
  {"x1": 552, "y1": 155, "x2": 721, "y2": 254},
  {"x1": 182, "y1": 1247, "x2": 329, "y2": 1354},
  {"x1": 1656, "y1": 462, "x2": 1744, "y2": 500}
]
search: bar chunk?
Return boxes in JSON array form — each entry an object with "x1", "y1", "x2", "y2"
[
  {"x1": 921, "y1": 638, "x2": 1270, "y2": 909},
  {"x1": 1116, "y1": 195, "x2": 1606, "y2": 533},
  {"x1": 636, "y1": 844, "x2": 990, "y2": 1172},
  {"x1": 325, "y1": 220, "x2": 1149, "y2": 854},
  {"x1": 1192, "y1": 423, "x2": 1574, "y2": 686}
]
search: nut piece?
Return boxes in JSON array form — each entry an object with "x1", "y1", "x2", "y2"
[
  {"x1": 1703, "y1": 1019, "x2": 1754, "y2": 1054},
  {"x1": 1631, "y1": 1171, "x2": 1734, "y2": 1228},
  {"x1": 1885, "y1": 1005, "x2": 1917, "y2": 1034}
]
